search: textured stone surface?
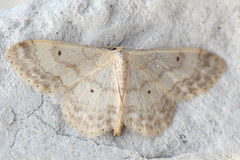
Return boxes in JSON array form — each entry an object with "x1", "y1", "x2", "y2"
[{"x1": 0, "y1": 0, "x2": 239, "y2": 159}]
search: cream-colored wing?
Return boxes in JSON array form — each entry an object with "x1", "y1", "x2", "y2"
[
  {"x1": 62, "y1": 61, "x2": 120, "y2": 137},
  {"x1": 6, "y1": 40, "x2": 111, "y2": 94},
  {"x1": 123, "y1": 62, "x2": 175, "y2": 136},
  {"x1": 128, "y1": 48, "x2": 225, "y2": 99}
]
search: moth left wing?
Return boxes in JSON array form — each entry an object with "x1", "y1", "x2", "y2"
[
  {"x1": 6, "y1": 40, "x2": 112, "y2": 94},
  {"x1": 62, "y1": 61, "x2": 121, "y2": 137}
]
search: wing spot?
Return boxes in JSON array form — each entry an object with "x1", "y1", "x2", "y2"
[
  {"x1": 176, "y1": 56, "x2": 180, "y2": 61},
  {"x1": 90, "y1": 89, "x2": 94, "y2": 93},
  {"x1": 28, "y1": 80, "x2": 30, "y2": 82},
  {"x1": 11, "y1": 61, "x2": 13, "y2": 63},
  {"x1": 147, "y1": 90, "x2": 151, "y2": 94},
  {"x1": 20, "y1": 73, "x2": 22, "y2": 75},
  {"x1": 49, "y1": 91, "x2": 51, "y2": 93},
  {"x1": 58, "y1": 51, "x2": 61, "y2": 56},
  {"x1": 36, "y1": 85, "x2": 39, "y2": 87},
  {"x1": 102, "y1": 129, "x2": 104, "y2": 131}
]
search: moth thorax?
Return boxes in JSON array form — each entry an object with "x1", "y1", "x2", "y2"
[{"x1": 113, "y1": 49, "x2": 129, "y2": 100}]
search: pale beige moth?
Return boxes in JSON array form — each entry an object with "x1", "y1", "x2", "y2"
[{"x1": 6, "y1": 40, "x2": 226, "y2": 137}]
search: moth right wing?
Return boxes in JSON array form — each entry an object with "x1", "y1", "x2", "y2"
[
  {"x1": 123, "y1": 61, "x2": 175, "y2": 136},
  {"x1": 128, "y1": 48, "x2": 225, "y2": 99}
]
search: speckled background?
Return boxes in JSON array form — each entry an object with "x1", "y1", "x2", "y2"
[{"x1": 0, "y1": 0, "x2": 239, "y2": 159}]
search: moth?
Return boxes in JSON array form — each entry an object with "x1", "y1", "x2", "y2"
[{"x1": 6, "y1": 40, "x2": 225, "y2": 137}]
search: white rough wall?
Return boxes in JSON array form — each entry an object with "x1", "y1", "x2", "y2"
[
  {"x1": 0, "y1": 0, "x2": 24, "y2": 9},
  {"x1": 0, "y1": 0, "x2": 240, "y2": 159}
]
